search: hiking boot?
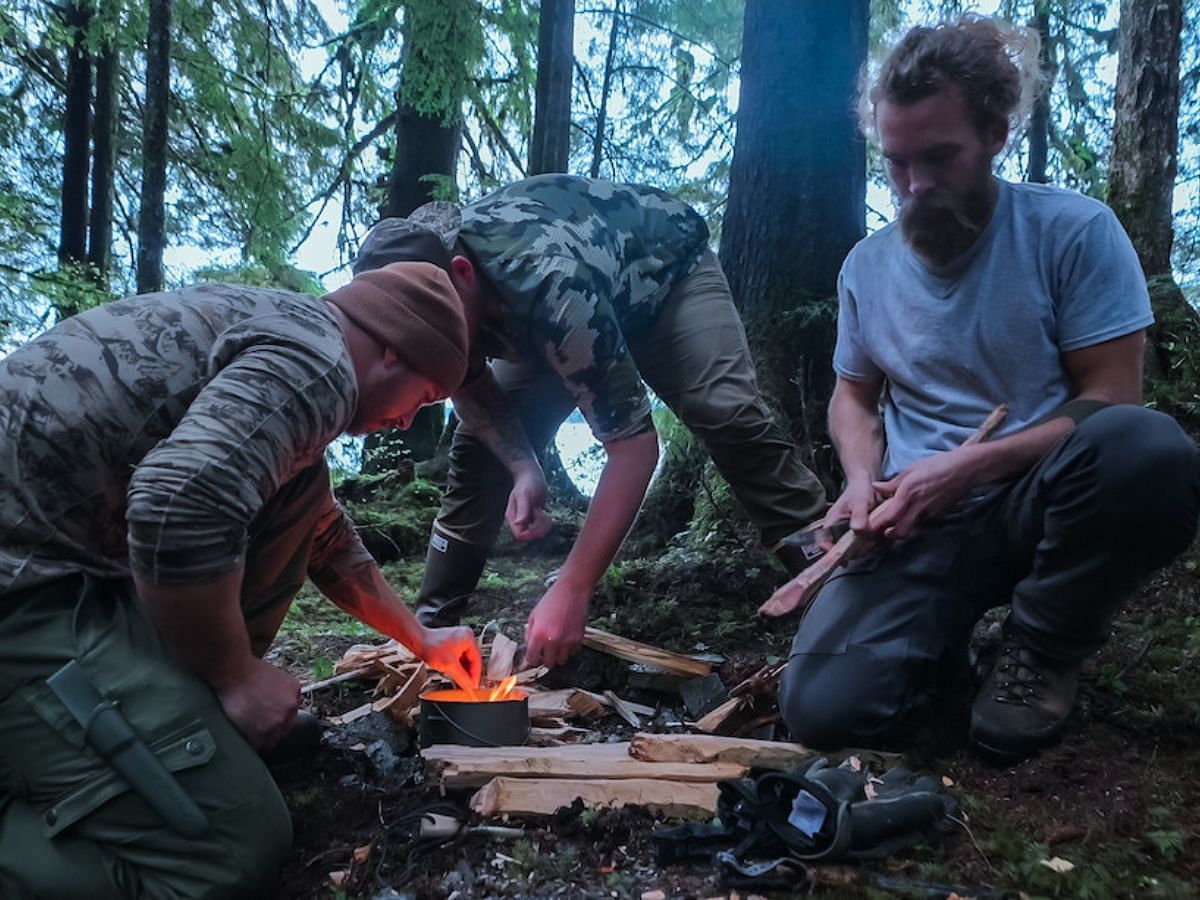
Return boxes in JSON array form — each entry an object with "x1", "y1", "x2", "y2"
[{"x1": 970, "y1": 633, "x2": 1081, "y2": 763}]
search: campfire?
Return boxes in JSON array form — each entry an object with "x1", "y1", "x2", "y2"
[{"x1": 419, "y1": 675, "x2": 530, "y2": 747}]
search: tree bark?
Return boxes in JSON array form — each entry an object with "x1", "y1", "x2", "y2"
[
  {"x1": 1108, "y1": 0, "x2": 1195, "y2": 413},
  {"x1": 59, "y1": 0, "x2": 92, "y2": 270},
  {"x1": 1025, "y1": 4, "x2": 1053, "y2": 184},
  {"x1": 137, "y1": 0, "x2": 171, "y2": 294},
  {"x1": 719, "y1": 0, "x2": 867, "y2": 475},
  {"x1": 1109, "y1": 0, "x2": 1182, "y2": 277},
  {"x1": 88, "y1": 2, "x2": 118, "y2": 281},
  {"x1": 529, "y1": 0, "x2": 575, "y2": 175},
  {"x1": 368, "y1": 0, "x2": 478, "y2": 471}
]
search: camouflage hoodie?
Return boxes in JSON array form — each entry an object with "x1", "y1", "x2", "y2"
[
  {"x1": 0, "y1": 284, "x2": 373, "y2": 596},
  {"x1": 459, "y1": 175, "x2": 710, "y2": 442}
]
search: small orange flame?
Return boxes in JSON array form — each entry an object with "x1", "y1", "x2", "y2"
[{"x1": 488, "y1": 675, "x2": 518, "y2": 702}]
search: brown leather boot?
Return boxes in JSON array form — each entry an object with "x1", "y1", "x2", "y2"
[{"x1": 970, "y1": 628, "x2": 1081, "y2": 763}]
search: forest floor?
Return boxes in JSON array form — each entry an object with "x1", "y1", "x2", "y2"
[{"x1": 262, "y1": 508, "x2": 1200, "y2": 900}]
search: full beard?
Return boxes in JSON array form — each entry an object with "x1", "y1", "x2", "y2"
[{"x1": 899, "y1": 177, "x2": 995, "y2": 267}]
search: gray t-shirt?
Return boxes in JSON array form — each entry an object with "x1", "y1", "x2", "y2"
[{"x1": 834, "y1": 180, "x2": 1152, "y2": 477}]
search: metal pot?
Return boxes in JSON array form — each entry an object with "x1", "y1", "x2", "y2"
[{"x1": 418, "y1": 689, "x2": 530, "y2": 747}]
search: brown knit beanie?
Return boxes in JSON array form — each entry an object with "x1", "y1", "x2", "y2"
[{"x1": 325, "y1": 261, "x2": 468, "y2": 395}]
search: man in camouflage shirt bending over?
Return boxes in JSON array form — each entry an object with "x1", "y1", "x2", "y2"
[
  {"x1": 0, "y1": 263, "x2": 481, "y2": 898},
  {"x1": 355, "y1": 174, "x2": 828, "y2": 668}
]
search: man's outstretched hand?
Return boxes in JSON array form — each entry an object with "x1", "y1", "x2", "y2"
[
  {"x1": 419, "y1": 625, "x2": 483, "y2": 692},
  {"x1": 523, "y1": 578, "x2": 591, "y2": 669}
]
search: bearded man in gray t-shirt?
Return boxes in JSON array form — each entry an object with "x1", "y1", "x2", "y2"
[{"x1": 777, "y1": 16, "x2": 1200, "y2": 763}]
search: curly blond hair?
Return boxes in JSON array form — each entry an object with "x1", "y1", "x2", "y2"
[{"x1": 857, "y1": 15, "x2": 1045, "y2": 142}]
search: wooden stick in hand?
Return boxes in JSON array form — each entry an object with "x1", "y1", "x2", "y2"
[{"x1": 759, "y1": 403, "x2": 1009, "y2": 619}]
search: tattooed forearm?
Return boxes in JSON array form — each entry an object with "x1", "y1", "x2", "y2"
[{"x1": 452, "y1": 367, "x2": 542, "y2": 474}]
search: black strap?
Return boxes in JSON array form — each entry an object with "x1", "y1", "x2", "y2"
[{"x1": 47, "y1": 660, "x2": 209, "y2": 838}]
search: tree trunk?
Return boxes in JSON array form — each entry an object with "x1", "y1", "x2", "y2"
[
  {"x1": 368, "y1": 0, "x2": 479, "y2": 472},
  {"x1": 1109, "y1": 0, "x2": 1182, "y2": 277},
  {"x1": 529, "y1": 0, "x2": 575, "y2": 175},
  {"x1": 1025, "y1": 4, "x2": 1053, "y2": 184},
  {"x1": 88, "y1": 1, "x2": 118, "y2": 282},
  {"x1": 59, "y1": 0, "x2": 92, "y2": 270},
  {"x1": 137, "y1": 0, "x2": 171, "y2": 294},
  {"x1": 1108, "y1": 0, "x2": 1195, "y2": 414},
  {"x1": 589, "y1": 0, "x2": 620, "y2": 179},
  {"x1": 720, "y1": 0, "x2": 867, "y2": 479}
]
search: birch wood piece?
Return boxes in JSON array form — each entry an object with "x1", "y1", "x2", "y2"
[
  {"x1": 581, "y1": 627, "x2": 713, "y2": 678},
  {"x1": 422, "y1": 742, "x2": 747, "y2": 788},
  {"x1": 760, "y1": 403, "x2": 1009, "y2": 619},
  {"x1": 470, "y1": 777, "x2": 719, "y2": 819},
  {"x1": 628, "y1": 732, "x2": 812, "y2": 770},
  {"x1": 486, "y1": 633, "x2": 519, "y2": 682}
]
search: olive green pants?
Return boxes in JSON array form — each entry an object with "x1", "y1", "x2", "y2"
[
  {"x1": 437, "y1": 250, "x2": 827, "y2": 550},
  {"x1": 0, "y1": 462, "x2": 332, "y2": 898}
]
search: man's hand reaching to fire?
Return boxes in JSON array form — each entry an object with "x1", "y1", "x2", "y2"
[{"x1": 417, "y1": 625, "x2": 482, "y2": 693}]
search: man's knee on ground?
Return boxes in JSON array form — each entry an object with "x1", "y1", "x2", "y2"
[{"x1": 779, "y1": 650, "x2": 905, "y2": 751}]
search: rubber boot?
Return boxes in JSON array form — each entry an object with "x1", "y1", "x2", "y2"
[{"x1": 415, "y1": 531, "x2": 489, "y2": 627}]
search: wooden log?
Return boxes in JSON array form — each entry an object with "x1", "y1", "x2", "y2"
[
  {"x1": 422, "y1": 742, "x2": 747, "y2": 788},
  {"x1": 581, "y1": 627, "x2": 713, "y2": 678},
  {"x1": 760, "y1": 403, "x2": 1008, "y2": 619},
  {"x1": 470, "y1": 776, "x2": 718, "y2": 819},
  {"x1": 629, "y1": 732, "x2": 812, "y2": 770},
  {"x1": 486, "y1": 633, "x2": 519, "y2": 682}
]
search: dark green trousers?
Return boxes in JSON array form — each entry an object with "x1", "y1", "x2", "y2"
[
  {"x1": 0, "y1": 461, "x2": 332, "y2": 898},
  {"x1": 780, "y1": 406, "x2": 1200, "y2": 750}
]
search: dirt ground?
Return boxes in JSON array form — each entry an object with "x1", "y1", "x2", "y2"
[{"x1": 264, "y1": 535, "x2": 1200, "y2": 900}]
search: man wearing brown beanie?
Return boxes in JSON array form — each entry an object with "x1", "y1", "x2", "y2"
[
  {"x1": 354, "y1": 174, "x2": 830, "y2": 670},
  {"x1": 0, "y1": 262, "x2": 480, "y2": 898}
]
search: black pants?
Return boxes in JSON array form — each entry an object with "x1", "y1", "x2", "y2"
[{"x1": 779, "y1": 406, "x2": 1200, "y2": 750}]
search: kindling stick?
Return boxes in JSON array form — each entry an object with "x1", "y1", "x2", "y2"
[{"x1": 759, "y1": 403, "x2": 1009, "y2": 619}]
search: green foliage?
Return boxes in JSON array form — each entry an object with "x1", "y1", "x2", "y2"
[{"x1": 399, "y1": 0, "x2": 484, "y2": 122}]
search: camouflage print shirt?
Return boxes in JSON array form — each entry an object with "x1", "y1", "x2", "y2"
[
  {"x1": 0, "y1": 284, "x2": 374, "y2": 596},
  {"x1": 458, "y1": 174, "x2": 709, "y2": 442}
]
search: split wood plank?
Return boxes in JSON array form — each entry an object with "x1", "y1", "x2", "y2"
[
  {"x1": 581, "y1": 627, "x2": 713, "y2": 678},
  {"x1": 422, "y1": 742, "x2": 747, "y2": 788},
  {"x1": 526, "y1": 688, "x2": 607, "y2": 720},
  {"x1": 760, "y1": 403, "x2": 1009, "y2": 619},
  {"x1": 603, "y1": 690, "x2": 643, "y2": 728},
  {"x1": 694, "y1": 696, "x2": 745, "y2": 733},
  {"x1": 486, "y1": 633, "x2": 519, "y2": 682},
  {"x1": 381, "y1": 664, "x2": 428, "y2": 726},
  {"x1": 470, "y1": 776, "x2": 718, "y2": 819},
  {"x1": 629, "y1": 732, "x2": 811, "y2": 770},
  {"x1": 333, "y1": 640, "x2": 416, "y2": 675}
]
